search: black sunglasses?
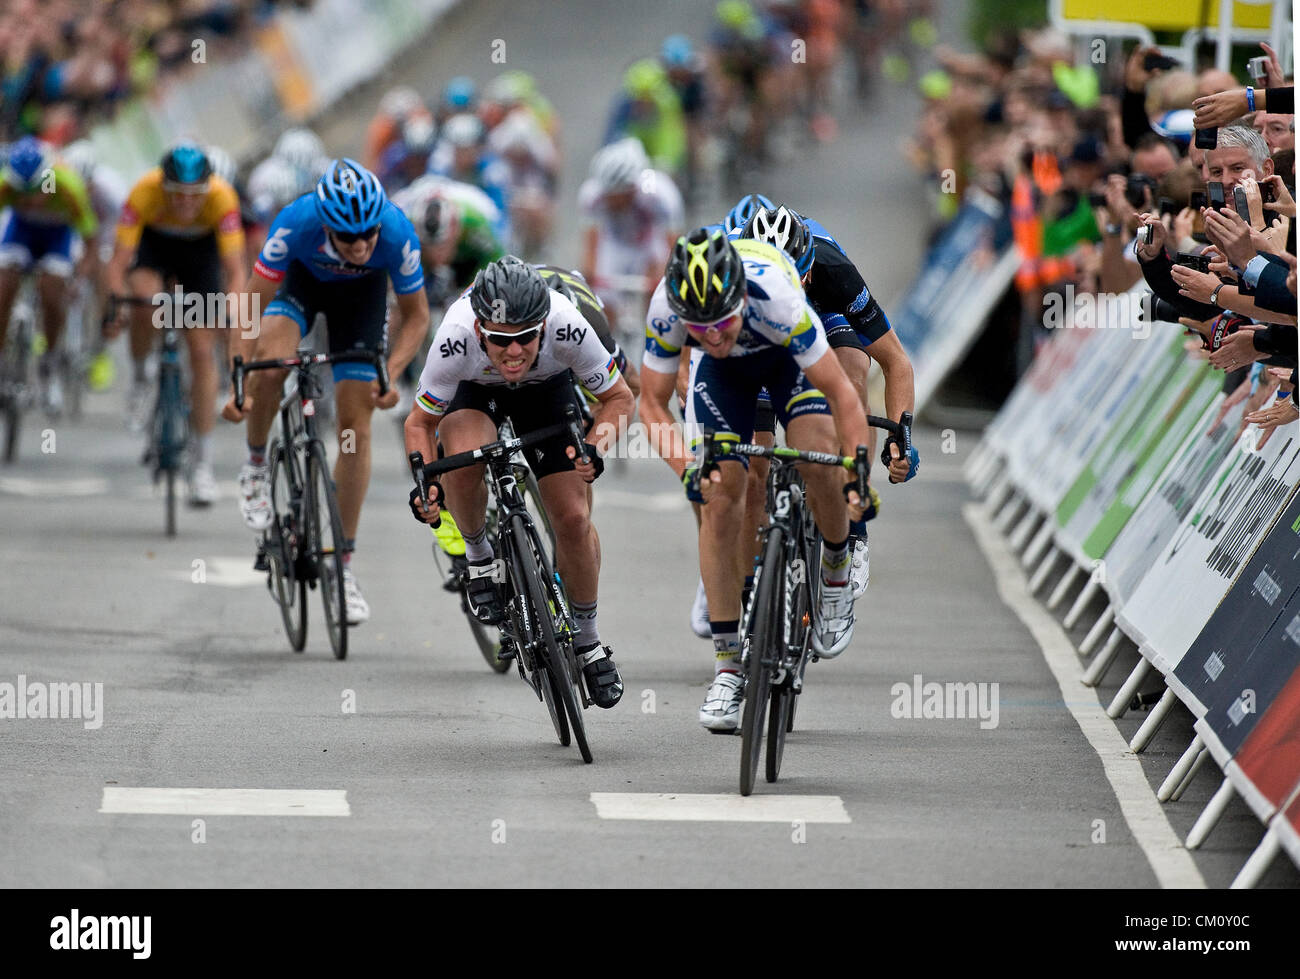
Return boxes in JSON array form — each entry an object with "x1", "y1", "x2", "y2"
[
  {"x1": 479, "y1": 324, "x2": 542, "y2": 347},
  {"x1": 331, "y1": 226, "x2": 380, "y2": 244}
]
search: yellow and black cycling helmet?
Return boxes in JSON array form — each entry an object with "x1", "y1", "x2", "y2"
[{"x1": 664, "y1": 227, "x2": 745, "y2": 322}]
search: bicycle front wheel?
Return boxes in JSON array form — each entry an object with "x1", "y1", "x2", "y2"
[
  {"x1": 269, "y1": 442, "x2": 307, "y2": 652},
  {"x1": 512, "y1": 514, "x2": 591, "y2": 763},
  {"x1": 306, "y1": 440, "x2": 348, "y2": 660},
  {"x1": 741, "y1": 527, "x2": 784, "y2": 796}
]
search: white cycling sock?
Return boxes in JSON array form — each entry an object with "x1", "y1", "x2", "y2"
[
  {"x1": 572, "y1": 600, "x2": 599, "y2": 649},
  {"x1": 463, "y1": 523, "x2": 493, "y2": 563},
  {"x1": 821, "y1": 537, "x2": 850, "y2": 587}
]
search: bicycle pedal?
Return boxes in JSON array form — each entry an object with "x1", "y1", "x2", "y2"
[{"x1": 496, "y1": 644, "x2": 518, "y2": 662}]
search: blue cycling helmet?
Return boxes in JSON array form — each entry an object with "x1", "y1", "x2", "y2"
[
  {"x1": 443, "y1": 76, "x2": 477, "y2": 110},
  {"x1": 742, "y1": 205, "x2": 815, "y2": 277},
  {"x1": 724, "y1": 192, "x2": 774, "y2": 234},
  {"x1": 662, "y1": 35, "x2": 694, "y2": 68},
  {"x1": 315, "y1": 158, "x2": 386, "y2": 233},
  {"x1": 161, "y1": 140, "x2": 212, "y2": 185},
  {"x1": 6, "y1": 136, "x2": 52, "y2": 189}
]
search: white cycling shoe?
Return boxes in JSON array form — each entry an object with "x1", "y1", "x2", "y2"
[
  {"x1": 850, "y1": 535, "x2": 870, "y2": 599},
  {"x1": 690, "y1": 577, "x2": 711, "y2": 638},
  {"x1": 699, "y1": 670, "x2": 743, "y2": 731},
  {"x1": 238, "y1": 463, "x2": 273, "y2": 532},
  {"x1": 342, "y1": 567, "x2": 370, "y2": 625},
  {"x1": 812, "y1": 579, "x2": 856, "y2": 659}
]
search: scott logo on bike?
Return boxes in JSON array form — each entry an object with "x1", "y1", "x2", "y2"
[
  {"x1": 440, "y1": 338, "x2": 468, "y2": 358},
  {"x1": 554, "y1": 325, "x2": 587, "y2": 344}
]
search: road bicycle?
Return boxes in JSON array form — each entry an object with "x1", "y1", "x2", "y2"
[
  {"x1": 232, "y1": 348, "x2": 388, "y2": 660},
  {"x1": 699, "y1": 410, "x2": 913, "y2": 795},
  {"x1": 106, "y1": 293, "x2": 190, "y2": 536},
  {"x1": 426, "y1": 417, "x2": 556, "y2": 673},
  {"x1": 409, "y1": 407, "x2": 595, "y2": 763}
]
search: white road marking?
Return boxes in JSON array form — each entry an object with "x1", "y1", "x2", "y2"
[
  {"x1": 166, "y1": 556, "x2": 264, "y2": 589},
  {"x1": 100, "y1": 787, "x2": 350, "y2": 816},
  {"x1": 963, "y1": 503, "x2": 1204, "y2": 888},
  {"x1": 590, "y1": 792, "x2": 850, "y2": 823},
  {"x1": 0, "y1": 476, "x2": 109, "y2": 497}
]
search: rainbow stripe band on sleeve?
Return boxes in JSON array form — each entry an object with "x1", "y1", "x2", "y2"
[
  {"x1": 417, "y1": 391, "x2": 447, "y2": 415},
  {"x1": 605, "y1": 356, "x2": 618, "y2": 381}
]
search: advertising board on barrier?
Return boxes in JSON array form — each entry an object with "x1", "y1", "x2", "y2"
[
  {"x1": 1102, "y1": 394, "x2": 1247, "y2": 608},
  {"x1": 1115, "y1": 429, "x2": 1300, "y2": 673},
  {"x1": 1170, "y1": 490, "x2": 1300, "y2": 721},
  {"x1": 1071, "y1": 362, "x2": 1220, "y2": 561},
  {"x1": 1052, "y1": 331, "x2": 1187, "y2": 539},
  {"x1": 1206, "y1": 663, "x2": 1300, "y2": 823}
]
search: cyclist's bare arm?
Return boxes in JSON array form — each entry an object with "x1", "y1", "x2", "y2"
[
  {"x1": 403, "y1": 404, "x2": 443, "y2": 521},
  {"x1": 638, "y1": 363, "x2": 689, "y2": 476},
  {"x1": 586, "y1": 376, "x2": 635, "y2": 457},
  {"x1": 229, "y1": 270, "x2": 282, "y2": 366},
  {"x1": 580, "y1": 226, "x2": 599, "y2": 285},
  {"x1": 385, "y1": 287, "x2": 431, "y2": 384},
  {"x1": 802, "y1": 349, "x2": 869, "y2": 458},
  {"x1": 867, "y1": 331, "x2": 917, "y2": 481}
]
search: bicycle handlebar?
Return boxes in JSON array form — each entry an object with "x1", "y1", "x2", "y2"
[
  {"x1": 408, "y1": 407, "x2": 585, "y2": 486},
  {"x1": 697, "y1": 410, "x2": 913, "y2": 501},
  {"x1": 230, "y1": 350, "x2": 390, "y2": 411}
]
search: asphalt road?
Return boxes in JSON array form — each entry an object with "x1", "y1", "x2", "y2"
[{"x1": 1, "y1": 0, "x2": 1295, "y2": 890}]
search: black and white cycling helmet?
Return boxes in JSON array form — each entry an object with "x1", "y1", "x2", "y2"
[
  {"x1": 470, "y1": 256, "x2": 552, "y2": 325},
  {"x1": 589, "y1": 137, "x2": 647, "y2": 193},
  {"x1": 741, "y1": 204, "x2": 814, "y2": 277}
]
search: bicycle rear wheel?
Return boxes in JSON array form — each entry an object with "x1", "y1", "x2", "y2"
[
  {"x1": 306, "y1": 440, "x2": 348, "y2": 660},
  {"x1": 269, "y1": 442, "x2": 307, "y2": 651},
  {"x1": 155, "y1": 360, "x2": 187, "y2": 538},
  {"x1": 741, "y1": 527, "x2": 784, "y2": 796},
  {"x1": 2, "y1": 325, "x2": 30, "y2": 464}
]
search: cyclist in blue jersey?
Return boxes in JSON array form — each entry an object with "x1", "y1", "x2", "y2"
[
  {"x1": 739, "y1": 203, "x2": 917, "y2": 598},
  {"x1": 223, "y1": 159, "x2": 431, "y2": 626}
]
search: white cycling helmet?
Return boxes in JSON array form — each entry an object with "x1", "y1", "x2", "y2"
[
  {"x1": 379, "y1": 86, "x2": 424, "y2": 120},
  {"x1": 442, "y1": 113, "x2": 484, "y2": 149},
  {"x1": 403, "y1": 114, "x2": 436, "y2": 155},
  {"x1": 204, "y1": 144, "x2": 237, "y2": 184},
  {"x1": 590, "y1": 137, "x2": 647, "y2": 193},
  {"x1": 273, "y1": 128, "x2": 326, "y2": 174},
  {"x1": 247, "y1": 156, "x2": 303, "y2": 223}
]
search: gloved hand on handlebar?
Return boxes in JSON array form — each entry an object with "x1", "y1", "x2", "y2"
[
  {"x1": 409, "y1": 484, "x2": 444, "y2": 526},
  {"x1": 883, "y1": 439, "x2": 919, "y2": 483},
  {"x1": 566, "y1": 442, "x2": 605, "y2": 482}
]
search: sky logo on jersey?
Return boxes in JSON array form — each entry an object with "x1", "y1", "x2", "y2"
[
  {"x1": 555, "y1": 325, "x2": 587, "y2": 343},
  {"x1": 847, "y1": 285, "x2": 872, "y2": 314},
  {"x1": 439, "y1": 338, "x2": 468, "y2": 358},
  {"x1": 417, "y1": 391, "x2": 447, "y2": 415}
]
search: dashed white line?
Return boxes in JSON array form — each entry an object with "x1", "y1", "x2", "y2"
[
  {"x1": 100, "y1": 787, "x2": 350, "y2": 816},
  {"x1": 590, "y1": 792, "x2": 850, "y2": 823}
]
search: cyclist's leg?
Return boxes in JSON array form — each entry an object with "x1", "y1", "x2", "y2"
[
  {"x1": 0, "y1": 268, "x2": 21, "y2": 351},
  {"x1": 435, "y1": 402, "x2": 497, "y2": 546},
  {"x1": 33, "y1": 228, "x2": 75, "y2": 352},
  {"x1": 0, "y1": 211, "x2": 34, "y2": 349},
  {"x1": 332, "y1": 379, "x2": 375, "y2": 542},
  {"x1": 693, "y1": 353, "x2": 761, "y2": 627},
  {"x1": 771, "y1": 364, "x2": 848, "y2": 547}
]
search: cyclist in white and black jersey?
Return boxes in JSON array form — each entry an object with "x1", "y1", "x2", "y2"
[
  {"x1": 638, "y1": 228, "x2": 870, "y2": 731},
  {"x1": 578, "y1": 137, "x2": 684, "y2": 342},
  {"x1": 404, "y1": 257, "x2": 635, "y2": 709}
]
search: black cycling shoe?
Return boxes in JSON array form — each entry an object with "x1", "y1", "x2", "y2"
[
  {"x1": 465, "y1": 559, "x2": 503, "y2": 625},
  {"x1": 577, "y1": 643, "x2": 623, "y2": 709}
]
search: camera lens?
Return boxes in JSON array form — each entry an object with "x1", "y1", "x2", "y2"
[{"x1": 1148, "y1": 297, "x2": 1181, "y2": 322}]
